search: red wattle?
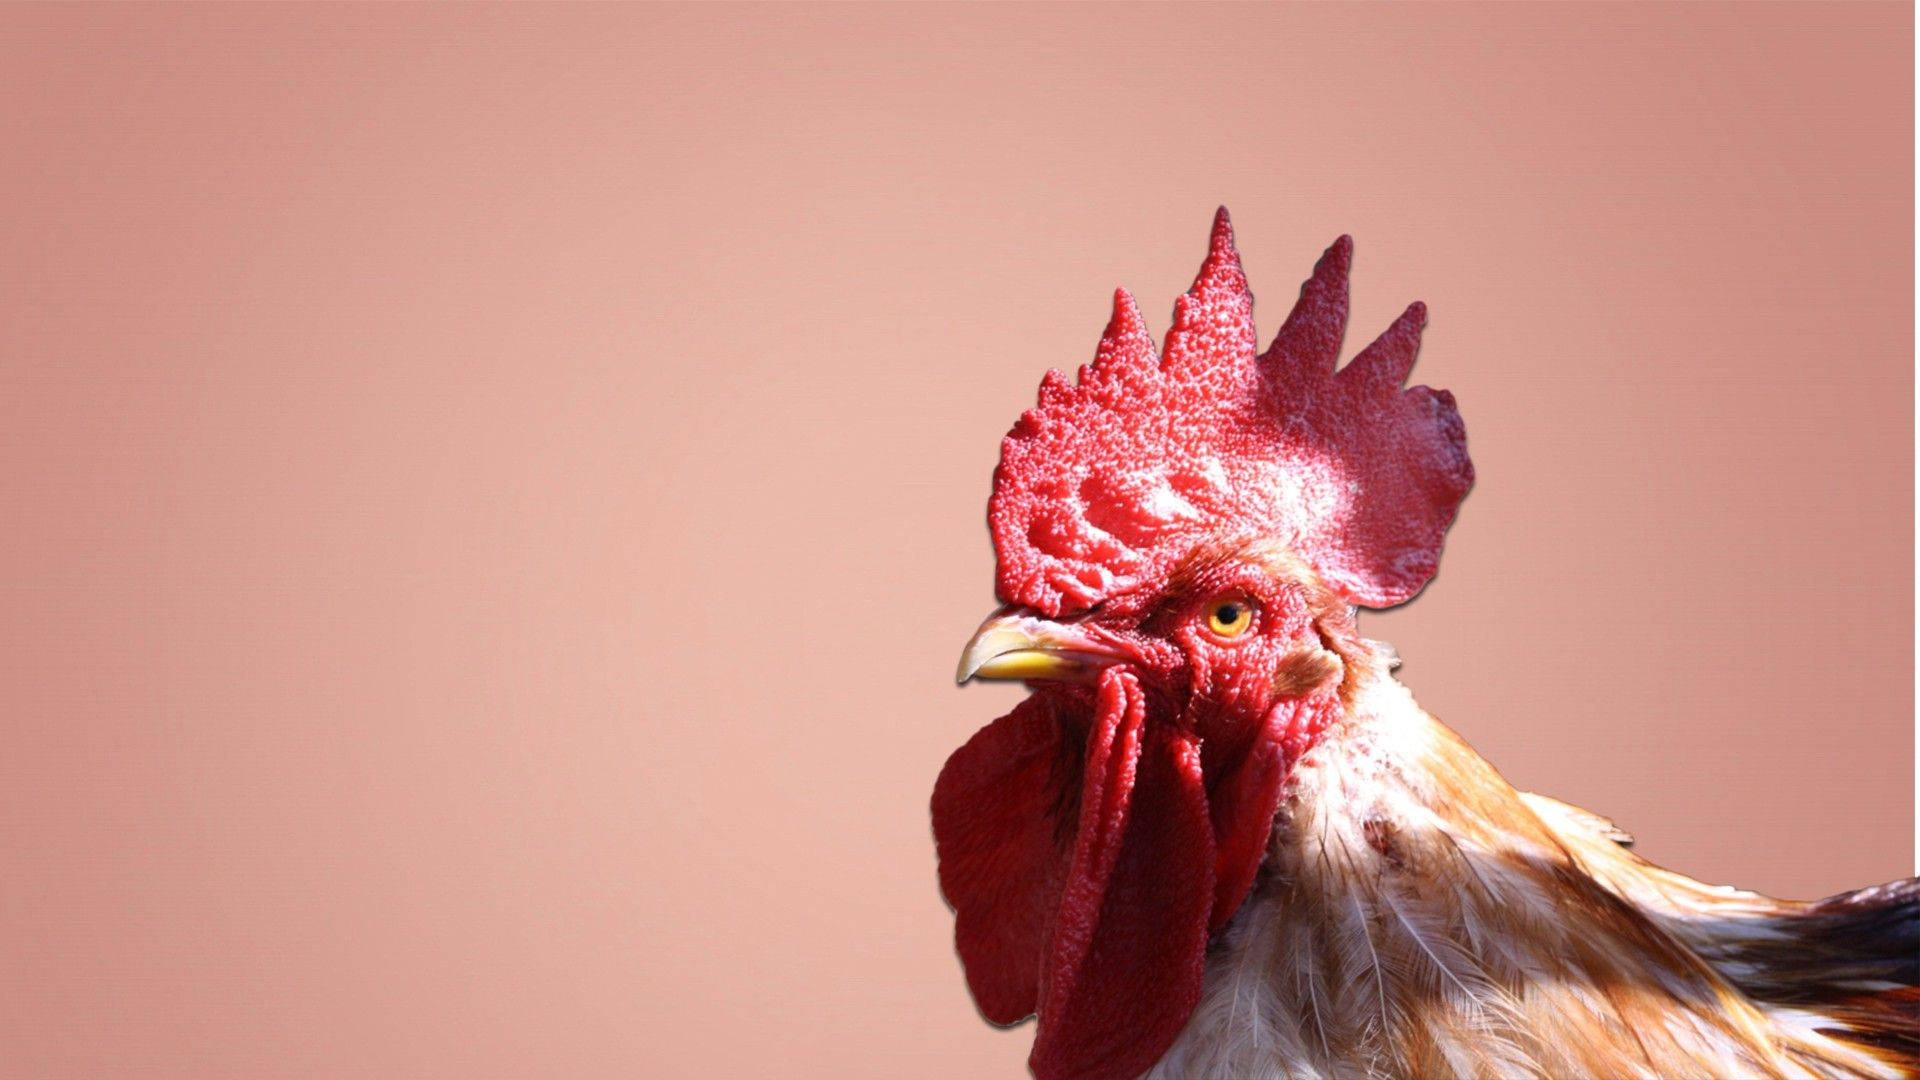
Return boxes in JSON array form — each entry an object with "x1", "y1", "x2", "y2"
[
  {"x1": 1029, "y1": 670, "x2": 1213, "y2": 1080},
  {"x1": 931, "y1": 693, "x2": 1079, "y2": 1024},
  {"x1": 1203, "y1": 700, "x2": 1293, "y2": 931},
  {"x1": 934, "y1": 669, "x2": 1255, "y2": 1079}
]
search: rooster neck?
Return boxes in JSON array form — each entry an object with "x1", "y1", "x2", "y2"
[{"x1": 1147, "y1": 666, "x2": 1914, "y2": 1080}]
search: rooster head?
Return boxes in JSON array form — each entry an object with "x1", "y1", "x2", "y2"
[{"x1": 932, "y1": 210, "x2": 1473, "y2": 1079}]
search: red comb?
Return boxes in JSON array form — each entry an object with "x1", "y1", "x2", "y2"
[{"x1": 989, "y1": 209, "x2": 1473, "y2": 614}]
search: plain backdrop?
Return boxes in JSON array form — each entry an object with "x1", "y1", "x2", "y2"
[{"x1": 0, "y1": 4, "x2": 1911, "y2": 1078}]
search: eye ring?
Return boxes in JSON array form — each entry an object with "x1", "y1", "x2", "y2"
[{"x1": 1207, "y1": 596, "x2": 1255, "y2": 638}]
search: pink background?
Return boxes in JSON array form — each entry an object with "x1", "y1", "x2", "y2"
[{"x1": 1, "y1": 4, "x2": 1910, "y2": 1077}]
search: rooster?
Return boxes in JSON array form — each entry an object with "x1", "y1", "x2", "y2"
[{"x1": 932, "y1": 210, "x2": 1918, "y2": 1080}]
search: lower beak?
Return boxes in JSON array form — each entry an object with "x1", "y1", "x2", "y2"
[{"x1": 955, "y1": 611, "x2": 1129, "y2": 684}]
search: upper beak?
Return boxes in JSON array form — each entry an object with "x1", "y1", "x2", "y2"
[{"x1": 955, "y1": 611, "x2": 1130, "y2": 684}]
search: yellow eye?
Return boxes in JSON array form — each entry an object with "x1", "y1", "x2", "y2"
[{"x1": 1207, "y1": 598, "x2": 1253, "y2": 638}]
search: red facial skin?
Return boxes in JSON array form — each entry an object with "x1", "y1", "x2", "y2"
[{"x1": 932, "y1": 551, "x2": 1345, "y2": 1080}]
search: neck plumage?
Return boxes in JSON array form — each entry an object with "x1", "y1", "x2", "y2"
[{"x1": 1147, "y1": 654, "x2": 1914, "y2": 1080}]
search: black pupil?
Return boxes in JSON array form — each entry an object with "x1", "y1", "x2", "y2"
[{"x1": 1216, "y1": 604, "x2": 1242, "y2": 625}]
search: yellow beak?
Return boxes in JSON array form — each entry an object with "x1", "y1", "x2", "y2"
[{"x1": 955, "y1": 612, "x2": 1128, "y2": 684}]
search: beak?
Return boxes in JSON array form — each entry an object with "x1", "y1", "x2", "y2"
[{"x1": 955, "y1": 611, "x2": 1130, "y2": 684}]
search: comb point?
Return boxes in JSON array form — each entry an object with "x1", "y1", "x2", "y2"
[
  {"x1": 1209, "y1": 206, "x2": 1235, "y2": 248},
  {"x1": 1263, "y1": 235, "x2": 1353, "y2": 373},
  {"x1": 1190, "y1": 206, "x2": 1246, "y2": 294},
  {"x1": 1104, "y1": 287, "x2": 1147, "y2": 339},
  {"x1": 1343, "y1": 301, "x2": 1428, "y2": 390}
]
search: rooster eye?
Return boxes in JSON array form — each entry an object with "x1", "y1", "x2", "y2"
[{"x1": 1207, "y1": 598, "x2": 1253, "y2": 638}]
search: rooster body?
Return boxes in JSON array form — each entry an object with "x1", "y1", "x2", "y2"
[
  {"x1": 933, "y1": 211, "x2": 1917, "y2": 1079},
  {"x1": 1156, "y1": 645, "x2": 1917, "y2": 1079}
]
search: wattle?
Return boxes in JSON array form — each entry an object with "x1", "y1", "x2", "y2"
[{"x1": 931, "y1": 668, "x2": 1303, "y2": 1080}]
